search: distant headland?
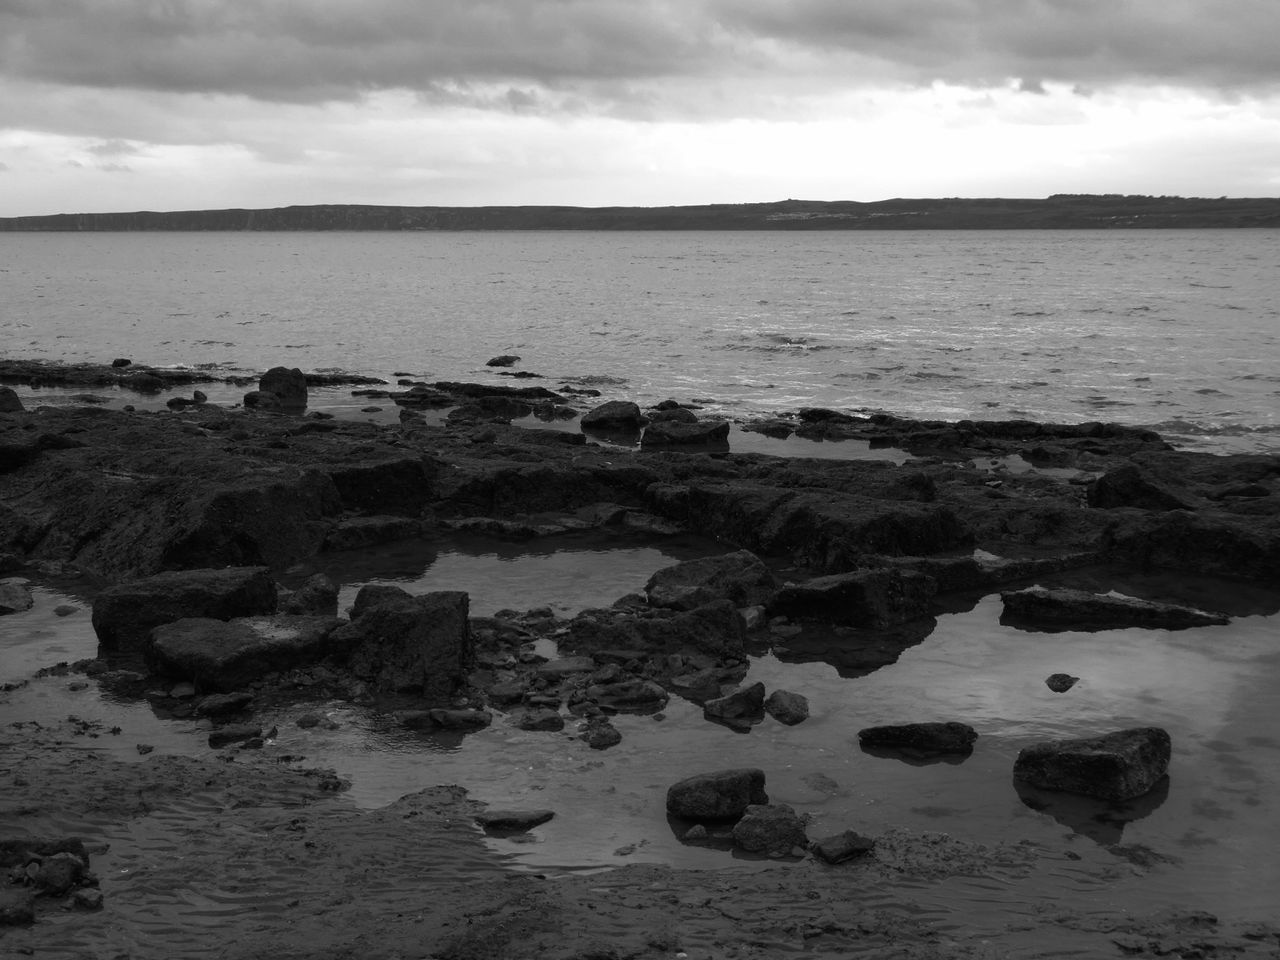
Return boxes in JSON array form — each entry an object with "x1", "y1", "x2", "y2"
[{"x1": 2, "y1": 195, "x2": 1278, "y2": 231}]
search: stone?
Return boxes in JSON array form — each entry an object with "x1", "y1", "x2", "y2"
[
  {"x1": 641, "y1": 419, "x2": 731, "y2": 447},
  {"x1": 196, "y1": 691, "x2": 255, "y2": 716},
  {"x1": 1045, "y1": 673, "x2": 1079, "y2": 693},
  {"x1": 583, "y1": 678, "x2": 669, "y2": 712},
  {"x1": 514, "y1": 708, "x2": 565, "y2": 732},
  {"x1": 644, "y1": 550, "x2": 778, "y2": 612},
  {"x1": 485, "y1": 355, "x2": 521, "y2": 367},
  {"x1": 111, "y1": 358, "x2": 132, "y2": 367},
  {"x1": 208, "y1": 724, "x2": 263, "y2": 748},
  {"x1": 92, "y1": 567, "x2": 278, "y2": 647},
  {"x1": 1001, "y1": 586, "x2": 1229, "y2": 632},
  {"x1": 769, "y1": 570, "x2": 937, "y2": 628},
  {"x1": 71, "y1": 888, "x2": 104, "y2": 911},
  {"x1": 683, "y1": 824, "x2": 709, "y2": 842},
  {"x1": 0, "y1": 888, "x2": 35, "y2": 926},
  {"x1": 257, "y1": 366, "x2": 308, "y2": 410},
  {"x1": 580, "y1": 400, "x2": 645, "y2": 431},
  {"x1": 703, "y1": 681, "x2": 766, "y2": 726},
  {"x1": 331, "y1": 588, "x2": 472, "y2": 697},
  {"x1": 147, "y1": 615, "x2": 344, "y2": 692},
  {"x1": 0, "y1": 579, "x2": 34, "y2": 615},
  {"x1": 581, "y1": 716, "x2": 622, "y2": 750},
  {"x1": 34, "y1": 851, "x2": 86, "y2": 895},
  {"x1": 666, "y1": 768, "x2": 768, "y2": 820},
  {"x1": 810, "y1": 830, "x2": 876, "y2": 864},
  {"x1": 1013, "y1": 727, "x2": 1171, "y2": 801},
  {"x1": 278, "y1": 573, "x2": 339, "y2": 616},
  {"x1": 1087, "y1": 464, "x2": 1194, "y2": 511},
  {"x1": 647, "y1": 406, "x2": 697, "y2": 424},
  {"x1": 535, "y1": 656, "x2": 597, "y2": 679},
  {"x1": 475, "y1": 809, "x2": 555, "y2": 832},
  {"x1": 764, "y1": 689, "x2": 809, "y2": 725},
  {"x1": 858, "y1": 722, "x2": 978, "y2": 757},
  {"x1": 731, "y1": 803, "x2": 808, "y2": 855},
  {"x1": 0, "y1": 386, "x2": 24, "y2": 414}
]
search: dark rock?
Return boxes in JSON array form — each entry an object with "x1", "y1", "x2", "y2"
[
  {"x1": 124, "y1": 371, "x2": 165, "y2": 392},
  {"x1": 1001, "y1": 586, "x2": 1229, "y2": 632},
  {"x1": 566, "y1": 600, "x2": 747, "y2": 660},
  {"x1": 641, "y1": 419, "x2": 731, "y2": 447},
  {"x1": 0, "y1": 887, "x2": 35, "y2": 925},
  {"x1": 147, "y1": 615, "x2": 343, "y2": 692},
  {"x1": 1087, "y1": 464, "x2": 1194, "y2": 511},
  {"x1": 858, "y1": 722, "x2": 978, "y2": 758},
  {"x1": 257, "y1": 366, "x2": 308, "y2": 410},
  {"x1": 111, "y1": 358, "x2": 132, "y2": 368},
  {"x1": 581, "y1": 716, "x2": 622, "y2": 750},
  {"x1": 0, "y1": 387, "x2": 24, "y2": 414},
  {"x1": 666, "y1": 768, "x2": 768, "y2": 820},
  {"x1": 323, "y1": 515, "x2": 424, "y2": 551},
  {"x1": 764, "y1": 689, "x2": 809, "y2": 725},
  {"x1": 32, "y1": 851, "x2": 86, "y2": 895},
  {"x1": 535, "y1": 656, "x2": 596, "y2": 679},
  {"x1": 426, "y1": 708, "x2": 492, "y2": 731},
  {"x1": 1045, "y1": 673, "x2": 1080, "y2": 693},
  {"x1": 330, "y1": 588, "x2": 472, "y2": 697},
  {"x1": 810, "y1": 830, "x2": 876, "y2": 864},
  {"x1": 683, "y1": 824, "x2": 709, "y2": 842},
  {"x1": 0, "y1": 579, "x2": 34, "y2": 615},
  {"x1": 92, "y1": 567, "x2": 278, "y2": 647},
  {"x1": 475, "y1": 809, "x2": 554, "y2": 832},
  {"x1": 208, "y1": 724, "x2": 262, "y2": 748},
  {"x1": 703, "y1": 681, "x2": 766, "y2": 726},
  {"x1": 584, "y1": 678, "x2": 669, "y2": 712},
  {"x1": 646, "y1": 406, "x2": 697, "y2": 424},
  {"x1": 241, "y1": 389, "x2": 282, "y2": 411},
  {"x1": 195, "y1": 691, "x2": 255, "y2": 716},
  {"x1": 1013, "y1": 727, "x2": 1171, "y2": 801},
  {"x1": 277, "y1": 573, "x2": 339, "y2": 616},
  {"x1": 732, "y1": 803, "x2": 808, "y2": 855},
  {"x1": 71, "y1": 888, "x2": 104, "y2": 911},
  {"x1": 485, "y1": 355, "x2": 521, "y2": 367},
  {"x1": 644, "y1": 550, "x2": 777, "y2": 612},
  {"x1": 769, "y1": 570, "x2": 937, "y2": 628},
  {"x1": 514, "y1": 707, "x2": 565, "y2": 731},
  {"x1": 581, "y1": 400, "x2": 646, "y2": 431}
]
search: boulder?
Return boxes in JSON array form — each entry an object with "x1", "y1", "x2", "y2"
[
  {"x1": 646, "y1": 406, "x2": 697, "y2": 424},
  {"x1": 581, "y1": 716, "x2": 622, "y2": 750},
  {"x1": 92, "y1": 567, "x2": 278, "y2": 647},
  {"x1": 1087, "y1": 465, "x2": 1194, "y2": 511},
  {"x1": 731, "y1": 803, "x2": 808, "y2": 856},
  {"x1": 769, "y1": 570, "x2": 937, "y2": 628},
  {"x1": 196, "y1": 691, "x2": 255, "y2": 716},
  {"x1": 810, "y1": 830, "x2": 876, "y2": 864},
  {"x1": 475, "y1": 809, "x2": 554, "y2": 832},
  {"x1": 1045, "y1": 673, "x2": 1079, "y2": 693},
  {"x1": 0, "y1": 579, "x2": 34, "y2": 615},
  {"x1": 858, "y1": 722, "x2": 978, "y2": 758},
  {"x1": 330, "y1": 587, "x2": 472, "y2": 697},
  {"x1": 0, "y1": 387, "x2": 23, "y2": 414},
  {"x1": 32, "y1": 851, "x2": 87, "y2": 895},
  {"x1": 666, "y1": 768, "x2": 768, "y2": 821},
  {"x1": 257, "y1": 366, "x2": 308, "y2": 410},
  {"x1": 277, "y1": 573, "x2": 339, "y2": 617},
  {"x1": 581, "y1": 400, "x2": 645, "y2": 431},
  {"x1": 1013, "y1": 727, "x2": 1171, "y2": 801},
  {"x1": 147, "y1": 615, "x2": 344, "y2": 692},
  {"x1": 485, "y1": 355, "x2": 521, "y2": 367},
  {"x1": 644, "y1": 550, "x2": 778, "y2": 612},
  {"x1": 1001, "y1": 586, "x2": 1229, "y2": 632},
  {"x1": 764, "y1": 689, "x2": 809, "y2": 726},
  {"x1": 641, "y1": 419, "x2": 731, "y2": 447},
  {"x1": 703, "y1": 681, "x2": 766, "y2": 727}
]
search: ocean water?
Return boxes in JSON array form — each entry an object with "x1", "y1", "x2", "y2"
[{"x1": 3, "y1": 228, "x2": 1278, "y2": 454}]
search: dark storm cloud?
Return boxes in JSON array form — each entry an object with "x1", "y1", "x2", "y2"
[{"x1": 1, "y1": 0, "x2": 1275, "y2": 105}]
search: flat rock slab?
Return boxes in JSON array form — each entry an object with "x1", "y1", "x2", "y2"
[
  {"x1": 1013, "y1": 727, "x2": 1171, "y2": 801},
  {"x1": 475, "y1": 810, "x2": 555, "y2": 833},
  {"x1": 667, "y1": 768, "x2": 768, "y2": 821},
  {"x1": 535, "y1": 657, "x2": 597, "y2": 678},
  {"x1": 769, "y1": 569, "x2": 938, "y2": 628},
  {"x1": 644, "y1": 549, "x2": 777, "y2": 612},
  {"x1": 208, "y1": 724, "x2": 262, "y2": 748},
  {"x1": 858, "y1": 722, "x2": 978, "y2": 759},
  {"x1": 1001, "y1": 586, "x2": 1229, "y2": 632},
  {"x1": 148, "y1": 615, "x2": 343, "y2": 692},
  {"x1": 92, "y1": 567, "x2": 277, "y2": 647}
]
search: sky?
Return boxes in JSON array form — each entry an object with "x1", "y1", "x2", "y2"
[{"x1": 1, "y1": 0, "x2": 1279, "y2": 216}]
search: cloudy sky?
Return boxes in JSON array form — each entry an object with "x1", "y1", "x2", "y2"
[{"x1": 2, "y1": 0, "x2": 1278, "y2": 216}]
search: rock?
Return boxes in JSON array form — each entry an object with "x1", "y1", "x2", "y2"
[
  {"x1": 810, "y1": 830, "x2": 876, "y2": 864},
  {"x1": 647, "y1": 406, "x2": 697, "y2": 424},
  {"x1": 581, "y1": 716, "x2": 622, "y2": 750},
  {"x1": 565, "y1": 600, "x2": 747, "y2": 660},
  {"x1": 583, "y1": 678, "x2": 668, "y2": 712},
  {"x1": 196, "y1": 691, "x2": 255, "y2": 716},
  {"x1": 0, "y1": 579, "x2": 34, "y2": 615},
  {"x1": 242, "y1": 389, "x2": 283, "y2": 411},
  {"x1": 764, "y1": 689, "x2": 809, "y2": 725},
  {"x1": 475, "y1": 809, "x2": 554, "y2": 832},
  {"x1": 731, "y1": 803, "x2": 808, "y2": 855},
  {"x1": 535, "y1": 656, "x2": 597, "y2": 679},
  {"x1": 580, "y1": 400, "x2": 645, "y2": 431},
  {"x1": 426, "y1": 708, "x2": 492, "y2": 731},
  {"x1": 323, "y1": 515, "x2": 424, "y2": 551},
  {"x1": 644, "y1": 550, "x2": 778, "y2": 612},
  {"x1": 331, "y1": 588, "x2": 472, "y2": 697},
  {"x1": 1045, "y1": 673, "x2": 1079, "y2": 693},
  {"x1": 1013, "y1": 727, "x2": 1171, "y2": 801},
  {"x1": 92, "y1": 567, "x2": 278, "y2": 647},
  {"x1": 111, "y1": 358, "x2": 132, "y2": 368},
  {"x1": 136, "y1": 743, "x2": 154, "y2": 755},
  {"x1": 147, "y1": 615, "x2": 344, "y2": 692},
  {"x1": 666, "y1": 768, "x2": 768, "y2": 820},
  {"x1": 769, "y1": 569, "x2": 937, "y2": 628},
  {"x1": 0, "y1": 888, "x2": 35, "y2": 926},
  {"x1": 34, "y1": 851, "x2": 86, "y2": 895},
  {"x1": 858, "y1": 722, "x2": 978, "y2": 758},
  {"x1": 683, "y1": 824, "x2": 709, "y2": 842},
  {"x1": 1001, "y1": 586, "x2": 1229, "y2": 632},
  {"x1": 1087, "y1": 464, "x2": 1194, "y2": 511},
  {"x1": 485, "y1": 355, "x2": 521, "y2": 367},
  {"x1": 71, "y1": 888, "x2": 104, "y2": 911},
  {"x1": 514, "y1": 708, "x2": 565, "y2": 732},
  {"x1": 278, "y1": 574, "x2": 339, "y2": 616},
  {"x1": 641, "y1": 419, "x2": 731, "y2": 447},
  {"x1": 257, "y1": 366, "x2": 308, "y2": 410},
  {"x1": 0, "y1": 386, "x2": 24, "y2": 414},
  {"x1": 208, "y1": 724, "x2": 263, "y2": 748},
  {"x1": 703, "y1": 681, "x2": 766, "y2": 726}
]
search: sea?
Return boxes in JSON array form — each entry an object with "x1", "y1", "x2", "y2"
[{"x1": 3, "y1": 228, "x2": 1278, "y2": 454}]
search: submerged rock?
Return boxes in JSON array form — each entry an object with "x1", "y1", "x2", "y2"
[
  {"x1": 1001, "y1": 585, "x2": 1229, "y2": 632},
  {"x1": 580, "y1": 716, "x2": 622, "y2": 750},
  {"x1": 666, "y1": 768, "x2": 769, "y2": 821},
  {"x1": 1013, "y1": 727, "x2": 1171, "y2": 801},
  {"x1": 92, "y1": 567, "x2": 278, "y2": 647}
]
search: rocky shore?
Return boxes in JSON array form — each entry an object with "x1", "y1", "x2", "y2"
[{"x1": 2, "y1": 359, "x2": 1279, "y2": 958}]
